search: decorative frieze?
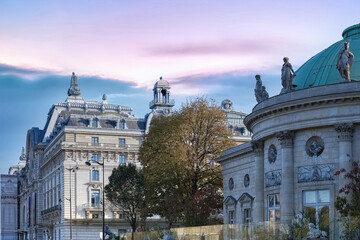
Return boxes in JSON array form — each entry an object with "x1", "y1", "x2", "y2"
[
  {"x1": 265, "y1": 170, "x2": 282, "y2": 187},
  {"x1": 335, "y1": 123, "x2": 354, "y2": 141},
  {"x1": 298, "y1": 164, "x2": 334, "y2": 183},
  {"x1": 276, "y1": 130, "x2": 295, "y2": 148}
]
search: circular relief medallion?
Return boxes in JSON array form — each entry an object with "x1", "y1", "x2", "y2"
[
  {"x1": 268, "y1": 144, "x2": 277, "y2": 164},
  {"x1": 244, "y1": 174, "x2": 250, "y2": 187},
  {"x1": 228, "y1": 178, "x2": 234, "y2": 190},
  {"x1": 306, "y1": 136, "x2": 324, "y2": 157}
]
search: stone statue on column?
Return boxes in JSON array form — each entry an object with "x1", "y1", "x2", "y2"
[
  {"x1": 254, "y1": 75, "x2": 269, "y2": 103},
  {"x1": 337, "y1": 42, "x2": 354, "y2": 82},
  {"x1": 281, "y1": 57, "x2": 296, "y2": 93}
]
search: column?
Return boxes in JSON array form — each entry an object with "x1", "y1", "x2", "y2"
[
  {"x1": 335, "y1": 123, "x2": 354, "y2": 192},
  {"x1": 252, "y1": 140, "x2": 264, "y2": 224},
  {"x1": 276, "y1": 130, "x2": 295, "y2": 224}
]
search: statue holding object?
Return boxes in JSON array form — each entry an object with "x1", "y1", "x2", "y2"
[
  {"x1": 337, "y1": 42, "x2": 354, "y2": 82},
  {"x1": 281, "y1": 57, "x2": 296, "y2": 93}
]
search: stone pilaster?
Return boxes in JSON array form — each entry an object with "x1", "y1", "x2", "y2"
[
  {"x1": 276, "y1": 130, "x2": 295, "y2": 224},
  {"x1": 335, "y1": 123, "x2": 354, "y2": 192},
  {"x1": 251, "y1": 140, "x2": 264, "y2": 224}
]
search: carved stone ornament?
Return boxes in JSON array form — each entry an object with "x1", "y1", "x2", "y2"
[
  {"x1": 221, "y1": 99, "x2": 233, "y2": 112},
  {"x1": 244, "y1": 174, "x2": 250, "y2": 187},
  {"x1": 298, "y1": 164, "x2": 334, "y2": 183},
  {"x1": 228, "y1": 178, "x2": 234, "y2": 190},
  {"x1": 268, "y1": 144, "x2": 277, "y2": 163},
  {"x1": 335, "y1": 123, "x2": 354, "y2": 141},
  {"x1": 265, "y1": 170, "x2": 282, "y2": 187},
  {"x1": 276, "y1": 130, "x2": 295, "y2": 148},
  {"x1": 251, "y1": 140, "x2": 264, "y2": 155},
  {"x1": 305, "y1": 137, "x2": 324, "y2": 157}
]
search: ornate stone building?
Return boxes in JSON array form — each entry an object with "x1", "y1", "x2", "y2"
[
  {"x1": 16, "y1": 74, "x2": 250, "y2": 239},
  {"x1": 1, "y1": 174, "x2": 18, "y2": 240},
  {"x1": 218, "y1": 23, "x2": 360, "y2": 240}
]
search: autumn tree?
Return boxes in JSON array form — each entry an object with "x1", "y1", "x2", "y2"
[
  {"x1": 139, "y1": 97, "x2": 235, "y2": 227},
  {"x1": 335, "y1": 159, "x2": 360, "y2": 239},
  {"x1": 104, "y1": 164, "x2": 146, "y2": 239}
]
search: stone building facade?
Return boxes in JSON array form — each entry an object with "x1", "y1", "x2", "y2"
[
  {"x1": 16, "y1": 74, "x2": 251, "y2": 240},
  {"x1": 217, "y1": 23, "x2": 360, "y2": 240},
  {"x1": 1, "y1": 174, "x2": 18, "y2": 240}
]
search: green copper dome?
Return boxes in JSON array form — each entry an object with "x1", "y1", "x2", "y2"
[{"x1": 293, "y1": 24, "x2": 360, "y2": 90}]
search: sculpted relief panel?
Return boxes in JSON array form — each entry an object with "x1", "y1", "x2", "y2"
[
  {"x1": 298, "y1": 164, "x2": 334, "y2": 183},
  {"x1": 265, "y1": 170, "x2": 282, "y2": 188}
]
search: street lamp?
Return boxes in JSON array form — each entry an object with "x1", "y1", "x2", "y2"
[
  {"x1": 85, "y1": 159, "x2": 105, "y2": 240},
  {"x1": 65, "y1": 166, "x2": 79, "y2": 240}
]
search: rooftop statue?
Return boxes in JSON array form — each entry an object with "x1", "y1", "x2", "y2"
[
  {"x1": 254, "y1": 75, "x2": 269, "y2": 103},
  {"x1": 221, "y1": 99, "x2": 233, "y2": 112},
  {"x1": 67, "y1": 72, "x2": 81, "y2": 96},
  {"x1": 337, "y1": 42, "x2": 354, "y2": 82},
  {"x1": 281, "y1": 57, "x2": 296, "y2": 93}
]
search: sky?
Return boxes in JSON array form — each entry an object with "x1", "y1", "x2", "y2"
[{"x1": 0, "y1": 0, "x2": 359, "y2": 174}]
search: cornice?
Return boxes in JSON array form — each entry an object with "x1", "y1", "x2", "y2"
[{"x1": 244, "y1": 82, "x2": 360, "y2": 131}]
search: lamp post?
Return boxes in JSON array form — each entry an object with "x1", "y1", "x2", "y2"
[
  {"x1": 85, "y1": 159, "x2": 105, "y2": 240},
  {"x1": 65, "y1": 166, "x2": 79, "y2": 240}
]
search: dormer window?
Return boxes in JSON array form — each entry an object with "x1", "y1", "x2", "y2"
[
  {"x1": 92, "y1": 118, "x2": 99, "y2": 128},
  {"x1": 118, "y1": 119, "x2": 126, "y2": 129}
]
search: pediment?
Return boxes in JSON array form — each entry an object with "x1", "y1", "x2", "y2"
[
  {"x1": 224, "y1": 195, "x2": 237, "y2": 205},
  {"x1": 238, "y1": 193, "x2": 254, "y2": 203}
]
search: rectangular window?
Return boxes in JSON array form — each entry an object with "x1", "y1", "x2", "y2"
[
  {"x1": 92, "y1": 213, "x2": 99, "y2": 219},
  {"x1": 268, "y1": 194, "x2": 280, "y2": 236},
  {"x1": 303, "y1": 190, "x2": 330, "y2": 235},
  {"x1": 91, "y1": 137, "x2": 99, "y2": 146},
  {"x1": 91, "y1": 190, "x2": 100, "y2": 208},
  {"x1": 228, "y1": 210, "x2": 234, "y2": 224},
  {"x1": 118, "y1": 138, "x2": 125, "y2": 145},
  {"x1": 244, "y1": 208, "x2": 251, "y2": 225},
  {"x1": 92, "y1": 170, "x2": 99, "y2": 181},
  {"x1": 119, "y1": 155, "x2": 126, "y2": 164},
  {"x1": 92, "y1": 154, "x2": 99, "y2": 163}
]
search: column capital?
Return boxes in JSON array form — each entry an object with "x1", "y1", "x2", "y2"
[
  {"x1": 276, "y1": 130, "x2": 295, "y2": 148},
  {"x1": 251, "y1": 140, "x2": 264, "y2": 155},
  {"x1": 335, "y1": 122, "x2": 354, "y2": 141}
]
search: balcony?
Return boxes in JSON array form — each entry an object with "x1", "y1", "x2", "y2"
[
  {"x1": 83, "y1": 203, "x2": 102, "y2": 210},
  {"x1": 63, "y1": 142, "x2": 138, "y2": 151},
  {"x1": 41, "y1": 204, "x2": 61, "y2": 217},
  {"x1": 149, "y1": 99, "x2": 175, "y2": 108}
]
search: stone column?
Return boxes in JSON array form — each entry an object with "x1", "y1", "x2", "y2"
[
  {"x1": 252, "y1": 140, "x2": 264, "y2": 224},
  {"x1": 276, "y1": 130, "x2": 295, "y2": 224},
  {"x1": 335, "y1": 123, "x2": 354, "y2": 192}
]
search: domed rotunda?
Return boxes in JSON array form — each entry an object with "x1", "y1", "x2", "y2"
[{"x1": 217, "y1": 24, "x2": 360, "y2": 239}]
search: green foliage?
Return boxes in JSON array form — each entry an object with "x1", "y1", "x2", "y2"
[
  {"x1": 139, "y1": 97, "x2": 235, "y2": 227},
  {"x1": 104, "y1": 164, "x2": 146, "y2": 233},
  {"x1": 334, "y1": 159, "x2": 360, "y2": 239}
]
